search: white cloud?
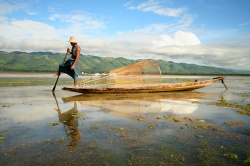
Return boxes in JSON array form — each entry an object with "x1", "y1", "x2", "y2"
[
  {"x1": 152, "y1": 31, "x2": 201, "y2": 46},
  {"x1": 0, "y1": 37, "x2": 67, "y2": 52},
  {"x1": 126, "y1": 0, "x2": 187, "y2": 17},
  {"x1": 177, "y1": 13, "x2": 197, "y2": 28},
  {"x1": 49, "y1": 11, "x2": 105, "y2": 34},
  {"x1": 239, "y1": 22, "x2": 250, "y2": 26},
  {"x1": 173, "y1": 31, "x2": 201, "y2": 46},
  {"x1": 1, "y1": 24, "x2": 249, "y2": 70},
  {"x1": 78, "y1": 30, "x2": 250, "y2": 70},
  {"x1": 26, "y1": 10, "x2": 38, "y2": 15},
  {"x1": 125, "y1": 0, "x2": 196, "y2": 34},
  {"x1": 149, "y1": 44, "x2": 250, "y2": 69},
  {"x1": 0, "y1": 1, "x2": 23, "y2": 15},
  {"x1": 2, "y1": 20, "x2": 58, "y2": 39}
]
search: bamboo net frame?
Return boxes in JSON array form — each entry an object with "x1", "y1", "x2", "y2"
[{"x1": 79, "y1": 59, "x2": 162, "y2": 88}]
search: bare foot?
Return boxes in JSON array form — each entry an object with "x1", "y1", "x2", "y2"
[{"x1": 54, "y1": 108, "x2": 60, "y2": 112}]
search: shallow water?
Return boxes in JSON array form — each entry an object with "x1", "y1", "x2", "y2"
[{"x1": 0, "y1": 74, "x2": 249, "y2": 165}]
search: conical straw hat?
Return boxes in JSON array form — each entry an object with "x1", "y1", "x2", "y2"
[{"x1": 68, "y1": 36, "x2": 77, "y2": 43}]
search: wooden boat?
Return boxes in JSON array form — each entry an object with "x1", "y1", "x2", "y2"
[{"x1": 62, "y1": 76, "x2": 227, "y2": 94}]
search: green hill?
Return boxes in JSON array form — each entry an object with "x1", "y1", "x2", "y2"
[{"x1": 0, "y1": 51, "x2": 248, "y2": 75}]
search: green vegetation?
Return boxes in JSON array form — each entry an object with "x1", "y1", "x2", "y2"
[
  {"x1": 210, "y1": 98, "x2": 250, "y2": 116},
  {"x1": 0, "y1": 135, "x2": 5, "y2": 141},
  {"x1": 223, "y1": 153, "x2": 238, "y2": 159},
  {"x1": 0, "y1": 51, "x2": 249, "y2": 75},
  {"x1": 244, "y1": 156, "x2": 250, "y2": 164},
  {"x1": 2, "y1": 104, "x2": 11, "y2": 108}
]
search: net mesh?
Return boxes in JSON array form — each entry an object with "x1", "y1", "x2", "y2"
[{"x1": 79, "y1": 59, "x2": 162, "y2": 88}]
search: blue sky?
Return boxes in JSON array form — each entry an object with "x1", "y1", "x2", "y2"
[{"x1": 0, "y1": 0, "x2": 250, "y2": 70}]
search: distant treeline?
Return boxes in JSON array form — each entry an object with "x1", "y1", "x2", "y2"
[{"x1": 0, "y1": 51, "x2": 249, "y2": 75}]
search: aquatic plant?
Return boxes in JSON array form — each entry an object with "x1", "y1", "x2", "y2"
[
  {"x1": 223, "y1": 120, "x2": 246, "y2": 128},
  {"x1": 197, "y1": 134, "x2": 204, "y2": 138},
  {"x1": 210, "y1": 98, "x2": 250, "y2": 116},
  {"x1": 2, "y1": 104, "x2": 11, "y2": 108},
  {"x1": 137, "y1": 118, "x2": 142, "y2": 121},
  {"x1": 109, "y1": 126, "x2": 125, "y2": 131},
  {"x1": 0, "y1": 135, "x2": 5, "y2": 141},
  {"x1": 165, "y1": 114, "x2": 181, "y2": 122},
  {"x1": 47, "y1": 122, "x2": 59, "y2": 126},
  {"x1": 243, "y1": 156, "x2": 250, "y2": 164},
  {"x1": 223, "y1": 153, "x2": 238, "y2": 159},
  {"x1": 147, "y1": 125, "x2": 155, "y2": 129}
]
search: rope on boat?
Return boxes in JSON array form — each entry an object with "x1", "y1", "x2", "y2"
[
  {"x1": 212, "y1": 76, "x2": 228, "y2": 90},
  {"x1": 221, "y1": 78, "x2": 228, "y2": 90}
]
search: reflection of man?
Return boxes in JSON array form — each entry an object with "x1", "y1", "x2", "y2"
[{"x1": 55, "y1": 101, "x2": 80, "y2": 146}]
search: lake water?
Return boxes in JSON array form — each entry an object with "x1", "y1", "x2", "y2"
[{"x1": 0, "y1": 74, "x2": 249, "y2": 165}]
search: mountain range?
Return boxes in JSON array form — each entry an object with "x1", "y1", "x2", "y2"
[{"x1": 0, "y1": 51, "x2": 249, "y2": 75}]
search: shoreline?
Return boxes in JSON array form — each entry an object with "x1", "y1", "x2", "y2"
[{"x1": 0, "y1": 71, "x2": 249, "y2": 77}]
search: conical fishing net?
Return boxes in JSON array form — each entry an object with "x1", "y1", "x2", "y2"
[{"x1": 79, "y1": 59, "x2": 162, "y2": 88}]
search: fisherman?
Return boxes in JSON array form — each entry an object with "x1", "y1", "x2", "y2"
[{"x1": 55, "y1": 36, "x2": 81, "y2": 88}]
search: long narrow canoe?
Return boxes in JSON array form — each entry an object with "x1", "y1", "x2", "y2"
[{"x1": 62, "y1": 76, "x2": 227, "y2": 94}]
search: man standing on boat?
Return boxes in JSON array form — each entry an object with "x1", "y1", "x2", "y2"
[{"x1": 55, "y1": 36, "x2": 81, "y2": 88}]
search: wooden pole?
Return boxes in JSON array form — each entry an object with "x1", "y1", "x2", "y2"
[{"x1": 52, "y1": 52, "x2": 68, "y2": 91}]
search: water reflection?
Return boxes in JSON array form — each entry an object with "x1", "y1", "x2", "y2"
[
  {"x1": 53, "y1": 92, "x2": 80, "y2": 146},
  {"x1": 61, "y1": 92, "x2": 207, "y2": 121}
]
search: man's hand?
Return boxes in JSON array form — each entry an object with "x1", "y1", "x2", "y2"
[
  {"x1": 70, "y1": 65, "x2": 75, "y2": 70},
  {"x1": 67, "y1": 48, "x2": 70, "y2": 53}
]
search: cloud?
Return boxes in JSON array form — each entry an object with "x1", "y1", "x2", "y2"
[
  {"x1": 126, "y1": 0, "x2": 187, "y2": 17},
  {"x1": 0, "y1": 37, "x2": 67, "y2": 52},
  {"x1": 152, "y1": 31, "x2": 201, "y2": 46},
  {"x1": 176, "y1": 13, "x2": 196, "y2": 28},
  {"x1": 0, "y1": 1, "x2": 26, "y2": 15},
  {"x1": 149, "y1": 44, "x2": 250, "y2": 70},
  {"x1": 239, "y1": 22, "x2": 250, "y2": 26},
  {"x1": 125, "y1": 0, "x2": 196, "y2": 34},
  {"x1": 1, "y1": 19, "x2": 58, "y2": 39},
  {"x1": 78, "y1": 31, "x2": 250, "y2": 70},
  {"x1": 1, "y1": 24, "x2": 249, "y2": 70},
  {"x1": 49, "y1": 11, "x2": 106, "y2": 34},
  {"x1": 26, "y1": 10, "x2": 38, "y2": 15}
]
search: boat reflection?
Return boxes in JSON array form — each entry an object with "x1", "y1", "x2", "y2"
[{"x1": 61, "y1": 92, "x2": 207, "y2": 121}]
